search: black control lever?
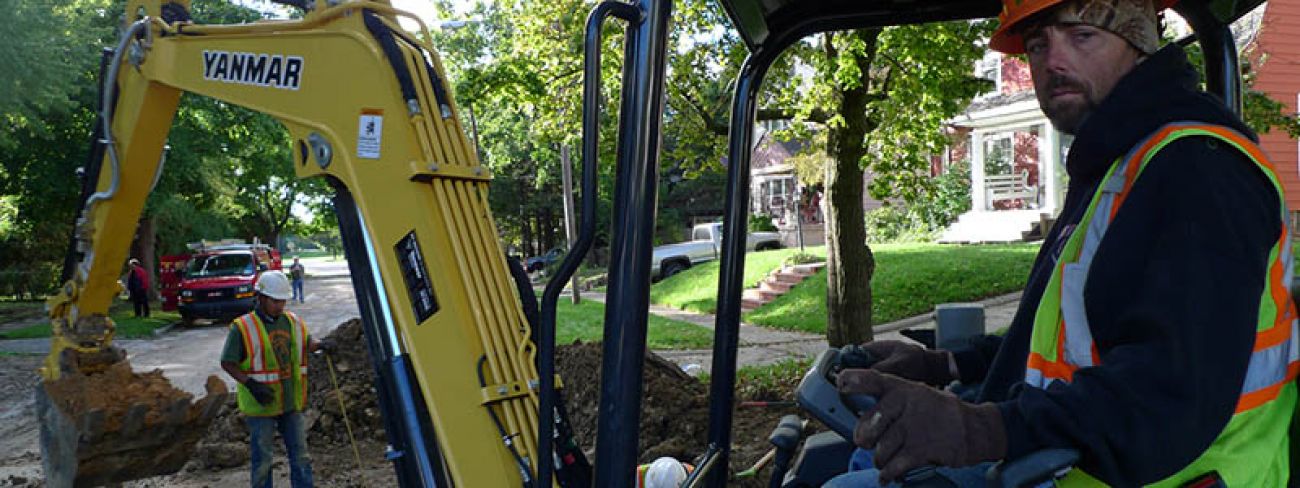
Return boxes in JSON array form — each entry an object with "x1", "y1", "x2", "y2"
[
  {"x1": 795, "y1": 347, "x2": 954, "y2": 487},
  {"x1": 767, "y1": 414, "x2": 803, "y2": 488}
]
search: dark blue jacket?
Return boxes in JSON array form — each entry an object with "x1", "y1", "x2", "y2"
[{"x1": 951, "y1": 44, "x2": 1280, "y2": 485}]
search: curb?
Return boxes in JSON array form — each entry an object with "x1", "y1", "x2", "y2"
[
  {"x1": 872, "y1": 291, "x2": 1023, "y2": 335},
  {"x1": 151, "y1": 321, "x2": 180, "y2": 337}
]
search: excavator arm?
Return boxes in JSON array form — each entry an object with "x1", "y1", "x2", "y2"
[{"x1": 41, "y1": 1, "x2": 552, "y2": 485}]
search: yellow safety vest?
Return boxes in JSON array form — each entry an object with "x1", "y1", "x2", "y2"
[
  {"x1": 233, "y1": 310, "x2": 309, "y2": 416},
  {"x1": 1026, "y1": 123, "x2": 1299, "y2": 486}
]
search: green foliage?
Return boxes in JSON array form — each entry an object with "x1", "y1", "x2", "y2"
[
  {"x1": 744, "y1": 243, "x2": 1039, "y2": 333},
  {"x1": 553, "y1": 299, "x2": 713, "y2": 349},
  {"x1": 734, "y1": 357, "x2": 814, "y2": 400},
  {"x1": 865, "y1": 205, "x2": 935, "y2": 243},
  {"x1": 0, "y1": 0, "x2": 113, "y2": 144},
  {"x1": 0, "y1": 0, "x2": 326, "y2": 287},
  {"x1": 1181, "y1": 42, "x2": 1300, "y2": 137},
  {"x1": 784, "y1": 252, "x2": 823, "y2": 266},
  {"x1": 0, "y1": 264, "x2": 60, "y2": 300},
  {"x1": 749, "y1": 214, "x2": 778, "y2": 232},
  {"x1": 650, "y1": 247, "x2": 826, "y2": 313},
  {"x1": 865, "y1": 159, "x2": 971, "y2": 244},
  {"x1": 865, "y1": 160, "x2": 972, "y2": 244}
]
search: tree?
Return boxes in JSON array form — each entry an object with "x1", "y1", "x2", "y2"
[{"x1": 759, "y1": 23, "x2": 990, "y2": 346}]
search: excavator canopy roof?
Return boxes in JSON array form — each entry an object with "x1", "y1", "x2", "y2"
[{"x1": 717, "y1": 0, "x2": 1264, "y2": 53}]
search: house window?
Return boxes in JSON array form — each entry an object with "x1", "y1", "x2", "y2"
[
  {"x1": 975, "y1": 52, "x2": 1002, "y2": 95},
  {"x1": 983, "y1": 134, "x2": 1014, "y2": 176}
]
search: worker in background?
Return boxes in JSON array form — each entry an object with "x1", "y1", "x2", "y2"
[
  {"x1": 830, "y1": 0, "x2": 1298, "y2": 485},
  {"x1": 126, "y1": 258, "x2": 150, "y2": 318},
  {"x1": 220, "y1": 270, "x2": 335, "y2": 488},
  {"x1": 289, "y1": 256, "x2": 306, "y2": 304}
]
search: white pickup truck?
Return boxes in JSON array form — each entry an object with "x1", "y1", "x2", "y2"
[{"x1": 651, "y1": 223, "x2": 783, "y2": 279}]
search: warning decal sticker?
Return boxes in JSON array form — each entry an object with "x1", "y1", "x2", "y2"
[{"x1": 357, "y1": 109, "x2": 383, "y2": 159}]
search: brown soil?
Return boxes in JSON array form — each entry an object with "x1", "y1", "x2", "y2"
[
  {"x1": 556, "y1": 341, "x2": 807, "y2": 487},
  {"x1": 43, "y1": 361, "x2": 194, "y2": 431},
  {"x1": 5, "y1": 319, "x2": 813, "y2": 487}
]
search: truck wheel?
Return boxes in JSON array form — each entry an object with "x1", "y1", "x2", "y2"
[
  {"x1": 180, "y1": 312, "x2": 196, "y2": 328},
  {"x1": 756, "y1": 241, "x2": 782, "y2": 251},
  {"x1": 662, "y1": 260, "x2": 689, "y2": 279}
]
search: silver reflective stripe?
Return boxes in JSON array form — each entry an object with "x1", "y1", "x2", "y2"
[
  {"x1": 1240, "y1": 327, "x2": 1300, "y2": 394},
  {"x1": 1024, "y1": 368, "x2": 1067, "y2": 389},
  {"x1": 1060, "y1": 264, "x2": 1096, "y2": 368},
  {"x1": 287, "y1": 311, "x2": 305, "y2": 366},
  {"x1": 1056, "y1": 167, "x2": 1131, "y2": 370},
  {"x1": 1025, "y1": 368, "x2": 1046, "y2": 388},
  {"x1": 248, "y1": 372, "x2": 281, "y2": 382}
]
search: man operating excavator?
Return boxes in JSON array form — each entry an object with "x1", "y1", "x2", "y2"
[{"x1": 831, "y1": 0, "x2": 1299, "y2": 485}]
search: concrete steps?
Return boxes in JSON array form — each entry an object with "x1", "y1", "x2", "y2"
[
  {"x1": 741, "y1": 262, "x2": 826, "y2": 312},
  {"x1": 938, "y1": 209, "x2": 1045, "y2": 243}
]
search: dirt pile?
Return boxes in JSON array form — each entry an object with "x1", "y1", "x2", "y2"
[
  {"x1": 37, "y1": 360, "x2": 229, "y2": 487},
  {"x1": 556, "y1": 342, "x2": 711, "y2": 462},
  {"x1": 555, "y1": 342, "x2": 805, "y2": 486},
  {"x1": 191, "y1": 321, "x2": 806, "y2": 486},
  {"x1": 42, "y1": 361, "x2": 195, "y2": 431}
]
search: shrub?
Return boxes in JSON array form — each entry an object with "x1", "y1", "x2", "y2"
[
  {"x1": 784, "y1": 252, "x2": 822, "y2": 266},
  {"x1": 749, "y1": 214, "x2": 778, "y2": 232},
  {"x1": 865, "y1": 205, "x2": 935, "y2": 243}
]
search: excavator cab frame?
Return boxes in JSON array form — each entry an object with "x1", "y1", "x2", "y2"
[
  {"x1": 43, "y1": 0, "x2": 1260, "y2": 485},
  {"x1": 546, "y1": 0, "x2": 1260, "y2": 486}
]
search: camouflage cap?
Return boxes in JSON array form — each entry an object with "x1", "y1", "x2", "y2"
[{"x1": 1024, "y1": 0, "x2": 1162, "y2": 54}]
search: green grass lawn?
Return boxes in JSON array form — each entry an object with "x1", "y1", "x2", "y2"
[
  {"x1": 744, "y1": 242, "x2": 1039, "y2": 334},
  {"x1": 0, "y1": 300, "x2": 44, "y2": 322},
  {"x1": 554, "y1": 299, "x2": 713, "y2": 349},
  {"x1": 0, "y1": 308, "x2": 179, "y2": 340},
  {"x1": 649, "y1": 247, "x2": 827, "y2": 314}
]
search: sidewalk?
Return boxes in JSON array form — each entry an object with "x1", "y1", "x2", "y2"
[{"x1": 586, "y1": 290, "x2": 1023, "y2": 373}]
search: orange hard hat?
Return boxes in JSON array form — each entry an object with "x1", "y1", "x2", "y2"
[{"x1": 989, "y1": 0, "x2": 1179, "y2": 54}]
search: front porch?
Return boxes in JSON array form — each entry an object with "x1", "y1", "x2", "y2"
[{"x1": 940, "y1": 96, "x2": 1069, "y2": 243}]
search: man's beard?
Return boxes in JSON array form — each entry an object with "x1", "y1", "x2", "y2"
[{"x1": 1040, "y1": 73, "x2": 1096, "y2": 135}]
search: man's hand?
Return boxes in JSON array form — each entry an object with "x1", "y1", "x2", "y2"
[
  {"x1": 861, "y1": 340, "x2": 956, "y2": 387},
  {"x1": 244, "y1": 379, "x2": 276, "y2": 406},
  {"x1": 837, "y1": 369, "x2": 1006, "y2": 483}
]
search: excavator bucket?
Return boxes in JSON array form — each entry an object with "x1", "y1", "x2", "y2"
[{"x1": 35, "y1": 351, "x2": 229, "y2": 487}]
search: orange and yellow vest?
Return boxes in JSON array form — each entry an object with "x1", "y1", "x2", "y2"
[
  {"x1": 1026, "y1": 123, "x2": 1299, "y2": 486},
  {"x1": 233, "y1": 310, "x2": 309, "y2": 416}
]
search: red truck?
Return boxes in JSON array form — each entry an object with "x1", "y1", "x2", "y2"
[{"x1": 160, "y1": 240, "x2": 281, "y2": 327}]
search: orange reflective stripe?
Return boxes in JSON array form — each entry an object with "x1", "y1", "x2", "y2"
[
  {"x1": 237, "y1": 316, "x2": 255, "y2": 368},
  {"x1": 1198, "y1": 125, "x2": 1279, "y2": 174},
  {"x1": 1235, "y1": 361, "x2": 1300, "y2": 413},
  {"x1": 1027, "y1": 352, "x2": 1076, "y2": 382},
  {"x1": 1111, "y1": 125, "x2": 1179, "y2": 218},
  {"x1": 1258, "y1": 233, "x2": 1296, "y2": 350}
]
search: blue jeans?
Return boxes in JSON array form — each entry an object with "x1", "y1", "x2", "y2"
[
  {"x1": 292, "y1": 279, "x2": 304, "y2": 303},
  {"x1": 248, "y1": 411, "x2": 313, "y2": 488},
  {"x1": 823, "y1": 449, "x2": 992, "y2": 487}
]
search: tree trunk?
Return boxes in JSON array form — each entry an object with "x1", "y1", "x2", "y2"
[
  {"x1": 824, "y1": 29, "x2": 881, "y2": 347},
  {"x1": 130, "y1": 215, "x2": 158, "y2": 300}
]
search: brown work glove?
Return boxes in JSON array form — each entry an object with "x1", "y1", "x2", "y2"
[
  {"x1": 244, "y1": 379, "x2": 276, "y2": 406},
  {"x1": 862, "y1": 340, "x2": 956, "y2": 387},
  {"x1": 838, "y1": 369, "x2": 1006, "y2": 483}
]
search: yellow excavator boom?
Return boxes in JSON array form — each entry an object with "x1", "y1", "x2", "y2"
[{"x1": 41, "y1": 1, "x2": 544, "y2": 485}]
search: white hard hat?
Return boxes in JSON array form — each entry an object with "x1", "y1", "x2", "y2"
[
  {"x1": 643, "y1": 457, "x2": 688, "y2": 488},
  {"x1": 255, "y1": 270, "x2": 293, "y2": 300}
]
